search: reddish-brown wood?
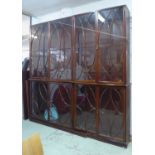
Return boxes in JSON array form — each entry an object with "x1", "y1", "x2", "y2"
[{"x1": 23, "y1": 77, "x2": 29, "y2": 119}]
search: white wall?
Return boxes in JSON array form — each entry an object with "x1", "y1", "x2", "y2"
[
  {"x1": 22, "y1": 15, "x2": 30, "y2": 35},
  {"x1": 32, "y1": 0, "x2": 131, "y2": 25},
  {"x1": 22, "y1": 14, "x2": 30, "y2": 61}
]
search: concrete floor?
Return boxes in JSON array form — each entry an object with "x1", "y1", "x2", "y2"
[{"x1": 22, "y1": 120, "x2": 132, "y2": 155}]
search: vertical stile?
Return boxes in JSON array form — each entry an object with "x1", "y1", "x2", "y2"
[
  {"x1": 71, "y1": 16, "x2": 76, "y2": 128},
  {"x1": 95, "y1": 11, "x2": 100, "y2": 134},
  {"x1": 47, "y1": 22, "x2": 51, "y2": 121},
  {"x1": 123, "y1": 87, "x2": 127, "y2": 143},
  {"x1": 29, "y1": 16, "x2": 32, "y2": 78},
  {"x1": 29, "y1": 17, "x2": 32, "y2": 117},
  {"x1": 26, "y1": 80, "x2": 30, "y2": 117},
  {"x1": 122, "y1": 8, "x2": 127, "y2": 83},
  {"x1": 123, "y1": 8, "x2": 127, "y2": 142}
]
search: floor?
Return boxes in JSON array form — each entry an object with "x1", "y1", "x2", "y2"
[{"x1": 22, "y1": 120, "x2": 132, "y2": 155}]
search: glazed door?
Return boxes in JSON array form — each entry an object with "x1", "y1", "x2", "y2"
[
  {"x1": 74, "y1": 84, "x2": 96, "y2": 133},
  {"x1": 98, "y1": 86, "x2": 126, "y2": 142},
  {"x1": 31, "y1": 23, "x2": 48, "y2": 78},
  {"x1": 98, "y1": 7, "x2": 126, "y2": 83},
  {"x1": 30, "y1": 81, "x2": 49, "y2": 121},
  {"x1": 49, "y1": 18, "x2": 72, "y2": 80},
  {"x1": 47, "y1": 82, "x2": 72, "y2": 128},
  {"x1": 74, "y1": 13, "x2": 96, "y2": 81}
]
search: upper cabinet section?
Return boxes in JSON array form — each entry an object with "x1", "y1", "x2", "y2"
[
  {"x1": 31, "y1": 22, "x2": 48, "y2": 78},
  {"x1": 30, "y1": 6, "x2": 130, "y2": 84}
]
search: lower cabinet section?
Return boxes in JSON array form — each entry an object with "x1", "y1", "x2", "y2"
[{"x1": 29, "y1": 81, "x2": 130, "y2": 147}]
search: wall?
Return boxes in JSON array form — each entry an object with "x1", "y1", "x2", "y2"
[
  {"x1": 32, "y1": 0, "x2": 131, "y2": 25},
  {"x1": 22, "y1": 14, "x2": 30, "y2": 61}
]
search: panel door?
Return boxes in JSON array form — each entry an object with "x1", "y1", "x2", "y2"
[
  {"x1": 98, "y1": 7, "x2": 126, "y2": 82},
  {"x1": 48, "y1": 82, "x2": 72, "y2": 128},
  {"x1": 30, "y1": 81, "x2": 49, "y2": 121},
  {"x1": 99, "y1": 86, "x2": 126, "y2": 141},
  {"x1": 31, "y1": 23, "x2": 48, "y2": 78},
  {"x1": 50, "y1": 18, "x2": 72, "y2": 80},
  {"x1": 75, "y1": 13, "x2": 96, "y2": 81},
  {"x1": 75, "y1": 84, "x2": 96, "y2": 133}
]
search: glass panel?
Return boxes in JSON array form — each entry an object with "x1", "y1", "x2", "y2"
[
  {"x1": 50, "y1": 18, "x2": 72, "y2": 80},
  {"x1": 31, "y1": 81, "x2": 48, "y2": 121},
  {"x1": 50, "y1": 18, "x2": 72, "y2": 50},
  {"x1": 31, "y1": 23, "x2": 48, "y2": 77},
  {"x1": 98, "y1": 7, "x2": 125, "y2": 82},
  {"x1": 50, "y1": 48, "x2": 72, "y2": 80},
  {"x1": 75, "y1": 13, "x2": 96, "y2": 81},
  {"x1": 76, "y1": 47, "x2": 96, "y2": 80},
  {"x1": 75, "y1": 29, "x2": 96, "y2": 49},
  {"x1": 75, "y1": 13, "x2": 95, "y2": 31},
  {"x1": 99, "y1": 87, "x2": 125, "y2": 140},
  {"x1": 75, "y1": 84, "x2": 96, "y2": 132},
  {"x1": 48, "y1": 83, "x2": 72, "y2": 128}
]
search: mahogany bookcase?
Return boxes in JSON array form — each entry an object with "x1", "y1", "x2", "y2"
[{"x1": 28, "y1": 5, "x2": 131, "y2": 147}]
